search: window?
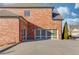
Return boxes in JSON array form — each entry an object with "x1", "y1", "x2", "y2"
[
  {"x1": 47, "y1": 30, "x2": 51, "y2": 39},
  {"x1": 47, "y1": 30, "x2": 51, "y2": 36},
  {"x1": 24, "y1": 10, "x2": 30, "y2": 16},
  {"x1": 35, "y1": 29, "x2": 41, "y2": 39},
  {"x1": 36, "y1": 29, "x2": 40, "y2": 36},
  {"x1": 41, "y1": 30, "x2": 46, "y2": 36},
  {"x1": 35, "y1": 29, "x2": 57, "y2": 40},
  {"x1": 51, "y1": 29, "x2": 57, "y2": 39},
  {"x1": 22, "y1": 29, "x2": 26, "y2": 36},
  {"x1": 22, "y1": 28, "x2": 26, "y2": 41},
  {"x1": 41, "y1": 30, "x2": 46, "y2": 39}
]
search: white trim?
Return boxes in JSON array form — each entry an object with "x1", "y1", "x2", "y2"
[
  {"x1": 25, "y1": 29, "x2": 27, "y2": 40},
  {"x1": 34, "y1": 29, "x2": 36, "y2": 39},
  {"x1": 22, "y1": 27, "x2": 27, "y2": 41},
  {"x1": 39, "y1": 29, "x2": 42, "y2": 39},
  {"x1": 34, "y1": 29, "x2": 58, "y2": 40},
  {"x1": 34, "y1": 29, "x2": 41, "y2": 39},
  {"x1": 57, "y1": 30, "x2": 58, "y2": 40},
  {"x1": 24, "y1": 10, "x2": 30, "y2": 16},
  {"x1": 46, "y1": 30, "x2": 47, "y2": 39},
  {"x1": 51, "y1": 30, "x2": 53, "y2": 40},
  {"x1": 51, "y1": 29, "x2": 57, "y2": 40}
]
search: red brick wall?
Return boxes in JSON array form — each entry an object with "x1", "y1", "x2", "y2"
[
  {"x1": 0, "y1": 17, "x2": 19, "y2": 46},
  {"x1": 0, "y1": 8, "x2": 62, "y2": 40},
  {"x1": 19, "y1": 17, "x2": 28, "y2": 42},
  {"x1": 24, "y1": 8, "x2": 62, "y2": 39}
]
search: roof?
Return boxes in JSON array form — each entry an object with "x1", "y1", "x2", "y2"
[
  {"x1": 0, "y1": 4, "x2": 63, "y2": 20},
  {"x1": 0, "y1": 8, "x2": 63, "y2": 20},
  {"x1": 0, "y1": 10, "x2": 19, "y2": 17},
  {"x1": 52, "y1": 8, "x2": 63, "y2": 20},
  {"x1": 0, "y1": 3, "x2": 54, "y2": 8}
]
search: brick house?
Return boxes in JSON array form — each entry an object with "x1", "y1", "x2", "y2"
[
  {"x1": 69, "y1": 24, "x2": 79, "y2": 38},
  {"x1": 0, "y1": 3, "x2": 63, "y2": 45}
]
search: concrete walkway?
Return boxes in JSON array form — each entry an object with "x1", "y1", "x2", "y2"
[
  {"x1": 1, "y1": 40, "x2": 79, "y2": 55},
  {"x1": 0, "y1": 43, "x2": 19, "y2": 53}
]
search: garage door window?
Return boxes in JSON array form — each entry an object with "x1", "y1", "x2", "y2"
[{"x1": 35, "y1": 29, "x2": 57, "y2": 40}]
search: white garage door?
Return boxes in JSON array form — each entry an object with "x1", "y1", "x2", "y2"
[{"x1": 34, "y1": 29, "x2": 57, "y2": 40}]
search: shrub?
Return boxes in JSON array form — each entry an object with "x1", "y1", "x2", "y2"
[{"x1": 62, "y1": 22, "x2": 69, "y2": 39}]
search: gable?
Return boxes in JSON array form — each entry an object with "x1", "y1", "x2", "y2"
[{"x1": 52, "y1": 8, "x2": 63, "y2": 20}]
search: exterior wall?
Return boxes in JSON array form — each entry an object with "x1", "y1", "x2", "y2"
[
  {"x1": 70, "y1": 28, "x2": 79, "y2": 37},
  {"x1": 25, "y1": 8, "x2": 62, "y2": 40},
  {"x1": 69, "y1": 25, "x2": 79, "y2": 37},
  {"x1": 19, "y1": 17, "x2": 28, "y2": 42},
  {"x1": 0, "y1": 8, "x2": 62, "y2": 40},
  {"x1": 0, "y1": 17, "x2": 19, "y2": 46}
]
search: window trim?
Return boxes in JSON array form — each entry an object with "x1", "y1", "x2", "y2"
[
  {"x1": 22, "y1": 27, "x2": 27, "y2": 41},
  {"x1": 24, "y1": 10, "x2": 30, "y2": 16},
  {"x1": 34, "y1": 29, "x2": 58, "y2": 40}
]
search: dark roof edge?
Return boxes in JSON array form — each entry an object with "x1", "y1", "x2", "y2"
[
  {"x1": 0, "y1": 3, "x2": 54, "y2": 8},
  {"x1": 0, "y1": 7, "x2": 54, "y2": 8},
  {"x1": 0, "y1": 16, "x2": 19, "y2": 17}
]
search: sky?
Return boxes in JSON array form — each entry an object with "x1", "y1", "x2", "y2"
[{"x1": 48, "y1": 3, "x2": 79, "y2": 29}]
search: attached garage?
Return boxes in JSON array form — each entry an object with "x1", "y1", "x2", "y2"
[
  {"x1": 34, "y1": 29, "x2": 58, "y2": 40},
  {"x1": 0, "y1": 17, "x2": 19, "y2": 45},
  {"x1": 0, "y1": 10, "x2": 28, "y2": 46}
]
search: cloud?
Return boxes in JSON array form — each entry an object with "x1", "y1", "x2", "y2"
[
  {"x1": 57, "y1": 6, "x2": 78, "y2": 19},
  {"x1": 62, "y1": 18, "x2": 79, "y2": 30},
  {"x1": 71, "y1": 18, "x2": 79, "y2": 22},
  {"x1": 57, "y1": 7, "x2": 70, "y2": 15},
  {"x1": 64, "y1": 18, "x2": 79, "y2": 25},
  {"x1": 57, "y1": 7, "x2": 70, "y2": 18},
  {"x1": 71, "y1": 12, "x2": 77, "y2": 17},
  {"x1": 62, "y1": 18, "x2": 79, "y2": 32},
  {"x1": 75, "y1": 3, "x2": 79, "y2": 9}
]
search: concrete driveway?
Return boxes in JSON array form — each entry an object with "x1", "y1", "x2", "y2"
[{"x1": 1, "y1": 40, "x2": 79, "y2": 55}]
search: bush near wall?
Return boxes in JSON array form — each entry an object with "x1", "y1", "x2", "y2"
[{"x1": 62, "y1": 22, "x2": 69, "y2": 39}]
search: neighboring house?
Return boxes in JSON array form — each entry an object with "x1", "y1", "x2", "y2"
[
  {"x1": 69, "y1": 24, "x2": 79, "y2": 37},
  {"x1": 0, "y1": 3, "x2": 63, "y2": 45}
]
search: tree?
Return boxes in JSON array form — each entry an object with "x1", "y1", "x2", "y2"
[{"x1": 62, "y1": 22, "x2": 69, "y2": 39}]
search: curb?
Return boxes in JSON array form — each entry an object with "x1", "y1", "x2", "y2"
[{"x1": 0, "y1": 42, "x2": 20, "y2": 53}]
